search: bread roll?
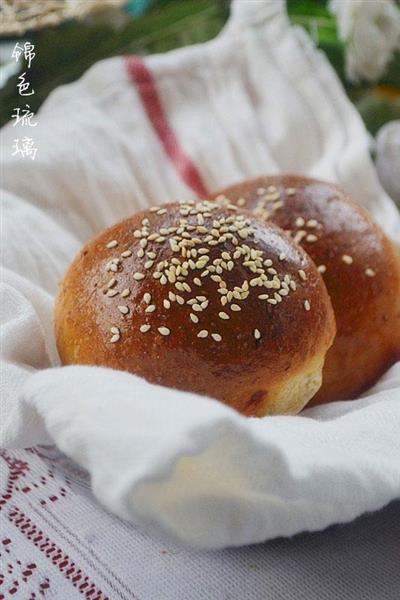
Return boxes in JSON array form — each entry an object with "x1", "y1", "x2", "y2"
[
  {"x1": 55, "y1": 199, "x2": 336, "y2": 416},
  {"x1": 212, "y1": 176, "x2": 400, "y2": 404}
]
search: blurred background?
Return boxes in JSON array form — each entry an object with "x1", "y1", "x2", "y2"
[{"x1": 0, "y1": 0, "x2": 399, "y2": 134}]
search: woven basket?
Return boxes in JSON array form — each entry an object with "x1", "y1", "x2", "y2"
[{"x1": 0, "y1": 0, "x2": 127, "y2": 35}]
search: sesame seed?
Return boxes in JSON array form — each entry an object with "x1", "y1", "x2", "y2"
[
  {"x1": 267, "y1": 298, "x2": 277, "y2": 305},
  {"x1": 295, "y1": 217, "x2": 305, "y2": 227},
  {"x1": 163, "y1": 299, "x2": 171, "y2": 309},
  {"x1": 254, "y1": 329, "x2": 261, "y2": 340},
  {"x1": 121, "y1": 250, "x2": 132, "y2": 258},
  {"x1": 106, "y1": 240, "x2": 118, "y2": 248},
  {"x1": 365, "y1": 268, "x2": 375, "y2": 277},
  {"x1": 211, "y1": 333, "x2": 222, "y2": 342},
  {"x1": 110, "y1": 334, "x2": 120, "y2": 343},
  {"x1": 140, "y1": 324, "x2": 151, "y2": 333},
  {"x1": 176, "y1": 295, "x2": 185, "y2": 305},
  {"x1": 139, "y1": 238, "x2": 148, "y2": 249},
  {"x1": 342, "y1": 254, "x2": 353, "y2": 265},
  {"x1": 143, "y1": 293, "x2": 151, "y2": 304},
  {"x1": 118, "y1": 305, "x2": 129, "y2": 315},
  {"x1": 190, "y1": 313, "x2": 199, "y2": 323},
  {"x1": 298, "y1": 269, "x2": 307, "y2": 281},
  {"x1": 197, "y1": 330, "x2": 208, "y2": 338},
  {"x1": 219, "y1": 311, "x2": 230, "y2": 320},
  {"x1": 307, "y1": 219, "x2": 318, "y2": 228},
  {"x1": 279, "y1": 253, "x2": 286, "y2": 261},
  {"x1": 237, "y1": 198, "x2": 245, "y2": 206},
  {"x1": 106, "y1": 289, "x2": 118, "y2": 297},
  {"x1": 304, "y1": 300, "x2": 311, "y2": 311},
  {"x1": 134, "y1": 272, "x2": 145, "y2": 281},
  {"x1": 230, "y1": 304, "x2": 241, "y2": 311},
  {"x1": 150, "y1": 206, "x2": 160, "y2": 212},
  {"x1": 110, "y1": 326, "x2": 120, "y2": 334},
  {"x1": 317, "y1": 265, "x2": 326, "y2": 274},
  {"x1": 107, "y1": 278, "x2": 117, "y2": 288},
  {"x1": 145, "y1": 304, "x2": 156, "y2": 313},
  {"x1": 286, "y1": 187, "x2": 296, "y2": 195},
  {"x1": 306, "y1": 234, "x2": 318, "y2": 243},
  {"x1": 144, "y1": 260, "x2": 154, "y2": 269},
  {"x1": 158, "y1": 326, "x2": 170, "y2": 336},
  {"x1": 121, "y1": 288, "x2": 130, "y2": 297}
]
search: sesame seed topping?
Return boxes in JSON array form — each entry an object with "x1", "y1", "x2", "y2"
[
  {"x1": 140, "y1": 324, "x2": 151, "y2": 333},
  {"x1": 106, "y1": 240, "x2": 118, "y2": 248},
  {"x1": 304, "y1": 300, "x2": 311, "y2": 311},
  {"x1": 342, "y1": 255, "x2": 353, "y2": 265},
  {"x1": 295, "y1": 217, "x2": 305, "y2": 227},
  {"x1": 305, "y1": 234, "x2": 318, "y2": 243},
  {"x1": 106, "y1": 289, "x2": 119, "y2": 297},
  {"x1": 107, "y1": 278, "x2": 117, "y2": 288},
  {"x1": 317, "y1": 265, "x2": 326, "y2": 274},
  {"x1": 197, "y1": 330, "x2": 208, "y2": 338},
  {"x1": 298, "y1": 269, "x2": 307, "y2": 281},
  {"x1": 286, "y1": 187, "x2": 296, "y2": 195},
  {"x1": 158, "y1": 326, "x2": 170, "y2": 336},
  {"x1": 110, "y1": 326, "x2": 120, "y2": 334},
  {"x1": 254, "y1": 329, "x2": 261, "y2": 340},
  {"x1": 102, "y1": 199, "x2": 309, "y2": 346},
  {"x1": 365, "y1": 268, "x2": 375, "y2": 277},
  {"x1": 110, "y1": 334, "x2": 120, "y2": 343}
]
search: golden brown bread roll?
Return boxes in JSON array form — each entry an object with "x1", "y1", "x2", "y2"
[
  {"x1": 211, "y1": 176, "x2": 400, "y2": 404},
  {"x1": 55, "y1": 199, "x2": 336, "y2": 416}
]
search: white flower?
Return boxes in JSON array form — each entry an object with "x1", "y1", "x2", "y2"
[{"x1": 329, "y1": 0, "x2": 400, "y2": 82}]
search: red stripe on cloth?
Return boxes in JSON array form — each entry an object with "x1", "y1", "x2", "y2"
[{"x1": 125, "y1": 55, "x2": 208, "y2": 198}]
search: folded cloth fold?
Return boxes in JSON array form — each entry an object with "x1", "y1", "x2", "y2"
[{"x1": 1, "y1": 0, "x2": 399, "y2": 549}]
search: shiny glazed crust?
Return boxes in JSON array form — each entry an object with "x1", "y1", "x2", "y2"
[
  {"x1": 55, "y1": 199, "x2": 336, "y2": 416},
  {"x1": 211, "y1": 176, "x2": 400, "y2": 404}
]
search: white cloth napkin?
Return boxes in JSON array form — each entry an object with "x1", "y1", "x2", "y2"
[{"x1": 1, "y1": 0, "x2": 399, "y2": 550}]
